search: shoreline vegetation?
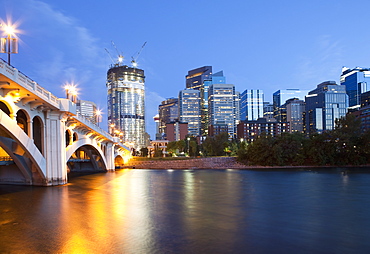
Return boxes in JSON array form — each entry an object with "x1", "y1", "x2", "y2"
[{"x1": 133, "y1": 113, "x2": 370, "y2": 169}]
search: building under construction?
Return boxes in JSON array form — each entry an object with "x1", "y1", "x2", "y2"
[{"x1": 107, "y1": 64, "x2": 146, "y2": 149}]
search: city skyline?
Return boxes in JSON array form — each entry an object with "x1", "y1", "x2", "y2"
[{"x1": 2, "y1": 0, "x2": 370, "y2": 138}]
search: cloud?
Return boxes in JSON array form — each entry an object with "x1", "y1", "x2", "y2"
[
  {"x1": 296, "y1": 35, "x2": 344, "y2": 88},
  {"x1": 8, "y1": 0, "x2": 104, "y2": 100}
]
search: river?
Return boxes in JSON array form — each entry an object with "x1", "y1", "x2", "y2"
[{"x1": 1, "y1": 168, "x2": 370, "y2": 253}]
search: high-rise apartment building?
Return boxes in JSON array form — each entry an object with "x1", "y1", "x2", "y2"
[
  {"x1": 240, "y1": 89, "x2": 264, "y2": 121},
  {"x1": 158, "y1": 98, "x2": 178, "y2": 137},
  {"x1": 179, "y1": 89, "x2": 201, "y2": 137},
  {"x1": 273, "y1": 89, "x2": 309, "y2": 122},
  {"x1": 208, "y1": 84, "x2": 239, "y2": 139},
  {"x1": 107, "y1": 65, "x2": 146, "y2": 149},
  {"x1": 340, "y1": 67, "x2": 370, "y2": 108},
  {"x1": 305, "y1": 81, "x2": 348, "y2": 134}
]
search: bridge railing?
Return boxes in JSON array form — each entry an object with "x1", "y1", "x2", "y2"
[
  {"x1": 74, "y1": 114, "x2": 114, "y2": 140},
  {"x1": 0, "y1": 58, "x2": 59, "y2": 108}
]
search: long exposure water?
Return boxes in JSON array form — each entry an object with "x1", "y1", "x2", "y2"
[{"x1": 1, "y1": 168, "x2": 370, "y2": 253}]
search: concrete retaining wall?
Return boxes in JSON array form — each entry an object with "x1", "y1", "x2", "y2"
[{"x1": 124, "y1": 157, "x2": 246, "y2": 169}]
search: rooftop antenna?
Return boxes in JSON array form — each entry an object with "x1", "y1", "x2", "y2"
[{"x1": 131, "y1": 41, "x2": 147, "y2": 68}]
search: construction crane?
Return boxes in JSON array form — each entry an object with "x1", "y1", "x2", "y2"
[
  {"x1": 105, "y1": 41, "x2": 124, "y2": 67},
  {"x1": 111, "y1": 41, "x2": 124, "y2": 64},
  {"x1": 131, "y1": 42, "x2": 147, "y2": 68},
  {"x1": 105, "y1": 48, "x2": 115, "y2": 65}
]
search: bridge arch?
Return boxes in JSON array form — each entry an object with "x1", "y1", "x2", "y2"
[
  {"x1": 66, "y1": 139, "x2": 108, "y2": 172},
  {"x1": 114, "y1": 155, "x2": 124, "y2": 169},
  {"x1": 16, "y1": 109, "x2": 29, "y2": 136},
  {"x1": 65, "y1": 129, "x2": 72, "y2": 147},
  {"x1": 0, "y1": 100, "x2": 11, "y2": 117},
  {"x1": 0, "y1": 110, "x2": 46, "y2": 185},
  {"x1": 73, "y1": 132, "x2": 78, "y2": 142},
  {"x1": 32, "y1": 116, "x2": 44, "y2": 154}
]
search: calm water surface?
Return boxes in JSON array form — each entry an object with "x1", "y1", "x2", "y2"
[{"x1": 1, "y1": 168, "x2": 370, "y2": 253}]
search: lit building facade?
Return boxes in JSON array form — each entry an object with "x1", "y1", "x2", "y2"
[
  {"x1": 107, "y1": 65, "x2": 145, "y2": 149},
  {"x1": 240, "y1": 89, "x2": 264, "y2": 121},
  {"x1": 165, "y1": 121, "x2": 188, "y2": 141},
  {"x1": 186, "y1": 66, "x2": 226, "y2": 135},
  {"x1": 273, "y1": 89, "x2": 309, "y2": 122},
  {"x1": 305, "y1": 81, "x2": 348, "y2": 134},
  {"x1": 237, "y1": 118, "x2": 290, "y2": 143},
  {"x1": 76, "y1": 100, "x2": 97, "y2": 124},
  {"x1": 208, "y1": 84, "x2": 239, "y2": 139},
  {"x1": 179, "y1": 89, "x2": 201, "y2": 137},
  {"x1": 285, "y1": 98, "x2": 305, "y2": 133},
  {"x1": 340, "y1": 66, "x2": 370, "y2": 108},
  {"x1": 158, "y1": 98, "x2": 178, "y2": 138}
]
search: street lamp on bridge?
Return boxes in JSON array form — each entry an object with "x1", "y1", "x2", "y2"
[
  {"x1": 95, "y1": 109, "x2": 102, "y2": 126},
  {"x1": 64, "y1": 83, "x2": 78, "y2": 103},
  {"x1": 0, "y1": 23, "x2": 18, "y2": 65}
]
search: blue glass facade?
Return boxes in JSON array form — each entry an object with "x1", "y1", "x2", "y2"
[
  {"x1": 273, "y1": 89, "x2": 309, "y2": 122},
  {"x1": 305, "y1": 81, "x2": 348, "y2": 134},
  {"x1": 208, "y1": 84, "x2": 239, "y2": 139},
  {"x1": 240, "y1": 89, "x2": 264, "y2": 121},
  {"x1": 340, "y1": 67, "x2": 370, "y2": 108},
  {"x1": 186, "y1": 67, "x2": 226, "y2": 136},
  {"x1": 179, "y1": 90, "x2": 201, "y2": 137}
]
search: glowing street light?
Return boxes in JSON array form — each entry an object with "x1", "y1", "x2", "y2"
[
  {"x1": 64, "y1": 83, "x2": 78, "y2": 103},
  {"x1": 0, "y1": 23, "x2": 18, "y2": 65},
  {"x1": 95, "y1": 109, "x2": 102, "y2": 126}
]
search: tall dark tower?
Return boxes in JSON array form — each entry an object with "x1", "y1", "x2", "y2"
[
  {"x1": 107, "y1": 65, "x2": 146, "y2": 149},
  {"x1": 186, "y1": 66, "x2": 212, "y2": 136}
]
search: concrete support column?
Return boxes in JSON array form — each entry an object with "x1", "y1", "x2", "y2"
[
  {"x1": 105, "y1": 142, "x2": 115, "y2": 171},
  {"x1": 44, "y1": 111, "x2": 68, "y2": 185}
]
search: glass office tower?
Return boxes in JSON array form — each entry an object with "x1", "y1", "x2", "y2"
[
  {"x1": 240, "y1": 89, "x2": 264, "y2": 121},
  {"x1": 179, "y1": 89, "x2": 201, "y2": 137},
  {"x1": 158, "y1": 98, "x2": 179, "y2": 137},
  {"x1": 340, "y1": 67, "x2": 370, "y2": 108},
  {"x1": 107, "y1": 65, "x2": 145, "y2": 149},
  {"x1": 186, "y1": 66, "x2": 226, "y2": 136},
  {"x1": 273, "y1": 89, "x2": 309, "y2": 122},
  {"x1": 305, "y1": 81, "x2": 348, "y2": 134},
  {"x1": 208, "y1": 84, "x2": 239, "y2": 139}
]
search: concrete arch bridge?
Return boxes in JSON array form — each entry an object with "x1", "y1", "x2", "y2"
[{"x1": 0, "y1": 59, "x2": 130, "y2": 186}]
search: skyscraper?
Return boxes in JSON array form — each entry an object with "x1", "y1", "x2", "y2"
[
  {"x1": 273, "y1": 89, "x2": 309, "y2": 122},
  {"x1": 240, "y1": 89, "x2": 264, "y2": 121},
  {"x1": 185, "y1": 66, "x2": 226, "y2": 135},
  {"x1": 305, "y1": 81, "x2": 348, "y2": 134},
  {"x1": 76, "y1": 100, "x2": 97, "y2": 124},
  {"x1": 107, "y1": 65, "x2": 146, "y2": 149},
  {"x1": 340, "y1": 66, "x2": 370, "y2": 108},
  {"x1": 285, "y1": 98, "x2": 305, "y2": 133},
  {"x1": 208, "y1": 84, "x2": 239, "y2": 139},
  {"x1": 158, "y1": 98, "x2": 178, "y2": 137},
  {"x1": 179, "y1": 89, "x2": 201, "y2": 137}
]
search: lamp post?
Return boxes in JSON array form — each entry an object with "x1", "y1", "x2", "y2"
[
  {"x1": 64, "y1": 83, "x2": 78, "y2": 103},
  {"x1": 95, "y1": 109, "x2": 102, "y2": 126},
  {"x1": 1, "y1": 23, "x2": 18, "y2": 65},
  {"x1": 187, "y1": 137, "x2": 190, "y2": 156}
]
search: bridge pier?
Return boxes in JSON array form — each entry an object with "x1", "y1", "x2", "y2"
[{"x1": 44, "y1": 111, "x2": 68, "y2": 185}]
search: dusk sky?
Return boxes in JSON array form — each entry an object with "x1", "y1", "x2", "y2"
[{"x1": 1, "y1": 0, "x2": 370, "y2": 138}]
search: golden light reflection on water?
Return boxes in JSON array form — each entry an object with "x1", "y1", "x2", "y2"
[{"x1": 56, "y1": 169, "x2": 156, "y2": 253}]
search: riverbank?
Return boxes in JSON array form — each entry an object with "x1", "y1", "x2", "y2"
[
  {"x1": 123, "y1": 157, "x2": 370, "y2": 170},
  {"x1": 124, "y1": 157, "x2": 246, "y2": 169}
]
